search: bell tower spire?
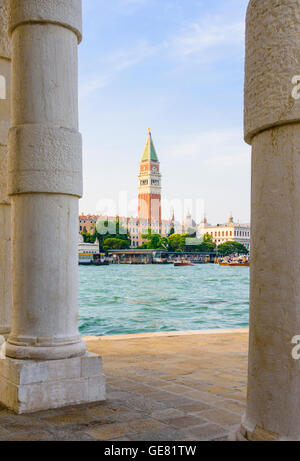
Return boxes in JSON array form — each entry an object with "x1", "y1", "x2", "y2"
[{"x1": 138, "y1": 129, "x2": 162, "y2": 226}]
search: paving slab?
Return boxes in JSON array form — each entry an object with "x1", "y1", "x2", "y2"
[{"x1": 0, "y1": 329, "x2": 249, "y2": 441}]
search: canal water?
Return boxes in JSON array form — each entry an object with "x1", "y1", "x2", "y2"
[{"x1": 78, "y1": 264, "x2": 250, "y2": 337}]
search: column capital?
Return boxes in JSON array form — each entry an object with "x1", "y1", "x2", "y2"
[
  {"x1": 8, "y1": 0, "x2": 82, "y2": 43},
  {"x1": 0, "y1": 0, "x2": 10, "y2": 60},
  {"x1": 245, "y1": 0, "x2": 300, "y2": 144}
]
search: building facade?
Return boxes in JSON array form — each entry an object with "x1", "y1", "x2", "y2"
[
  {"x1": 198, "y1": 214, "x2": 251, "y2": 251},
  {"x1": 79, "y1": 214, "x2": 98, "y2": 234},
  {"x1": 78, "y1": 233, "x2": 99, "y2": 264}
]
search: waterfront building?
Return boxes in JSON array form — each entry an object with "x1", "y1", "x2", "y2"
[
  {"x1": 78, "y1": 233, "x2": 99, "y2": 264},
  {"x1": 93, "y1": 215, "x2": 171, "y2": 248},
  {"x1": 79, "y1": 214, "x2": 98, "y2": 234},
  {"x1": 198, "y1": 213, "x2": 251, "y2": 251}
]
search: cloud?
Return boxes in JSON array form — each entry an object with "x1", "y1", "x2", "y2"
[
  {"x1": 165, "y1": 129, "x2": 250, "y2": 167},
  {"x1": 79, "y1": 11, "x2": 245, "y2": 99},
  {"x1": 83, "y1": 0, "x2": 150, "y2": 15},
  {"x1": 167, "y1": 17, "x2": 245, "y2": 61},
  {"x1": 112, "y1": 0, "x2": 150, "y2": 14},
  {"x1": 79, "y1": 41, "x2": 157, "y2": 98}
]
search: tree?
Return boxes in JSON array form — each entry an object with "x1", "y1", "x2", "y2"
[
  {"x1": 141, "y1": 228, "x2": 163, "y2": 249},
  {"x1": 159, "y1": 237, "x2": 169, "y2": 250},
  {"x1": 103, "y1": 238, "x2": 130, "y2": 251},
  {"x1": 82, "y1": 231, "x2": 97, "y2": 243},
  {"x1": 218, "y1": 241, "x2": 249, "y2": 256},
  {"x1": 198, "y1": 233, "x2": 216, "y2": 252},
  {"x1": 96, "y1": 219, "x2": 131, "y2": 251},
  {"x1": 167, "y1": 233, "x2": 188, "y2": 252},
  {"x1": 168, "y1": 227, "x2": 175, "y2": 237},
  {"x1": 198, "y1": 241, "x2": 215, "y2": 252},
  {"x1": 203, "y1": 233, "x2": 214, "y2": 244}
]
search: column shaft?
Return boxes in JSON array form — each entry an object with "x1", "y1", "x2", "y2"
[
  {"x1": 6, "y1": 0, "x2": 85, "y2": 360},
  {"x1": 0, "y1": 0, "x2": 11, "y2": 340},
  {"x1": 238, "y1": 0, "x2": 300, "y2": 440},
  {"x1": 0, "y1": 0, "x2": 105, "y2": 414}
]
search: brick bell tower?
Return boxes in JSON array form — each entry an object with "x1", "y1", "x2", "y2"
[{"x1": 138, "y1": 129, "x2": 162, "y2": 226}]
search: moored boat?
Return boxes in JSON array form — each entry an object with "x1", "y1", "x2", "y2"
[
  {"x1": 92, "y1": 253, "x2": 110, "y2": 266},
  {"x1": 218, "y1": 256, "x2": 249, "y2": 267},
  {"x1": 219, "y1": 262, "x2": 249, "y2": 267},
  {"x1": 79, "y1": 253, "x2": 95, "y2": 265}
]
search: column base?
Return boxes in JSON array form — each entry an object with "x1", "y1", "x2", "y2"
[
  {"x1": 0, "y1": 352, "x2": 106, "y2": 414},
  {"x1": 234, "y1": 422, "x2": 289, "y2": 441}
]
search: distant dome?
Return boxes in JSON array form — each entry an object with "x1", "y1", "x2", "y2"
[{"x1": 183, "y1": 212, "x2": 197, "y2": 232}]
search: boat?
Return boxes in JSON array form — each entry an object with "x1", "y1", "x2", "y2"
[
  {"x1": 79, "y1": 260, "x2": 93, "y2": 266},
  {"x1": 174, "y1": 260, "x2": 195, "y2": 267},
  {"x1": 153, "y1": 258, "x2": 172, "y2": 265},
  {"x1": 218, "y1": 257, "x2": 249, "y2": 267},
  {"x1": 91, "y1": 254, "x2": 110, "y2": 266},
  {"x1": 79, "y1": 253, "x2": 96, "y2": 265},
  {"x1": 219, "y1": 262, "x2": 249, "y2": 267},
  {"x1": 78, "y1": 234, "x2": 99, "y2": 265},
  {"x1": 79, "y1": 253, "x2": 110, "y2": 266},
  {"x1": 92, "y1": 260, "x2": 110, "y2": 266}
]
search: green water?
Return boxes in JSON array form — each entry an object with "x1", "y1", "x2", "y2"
[{"x1": 78, "y1": 264, "x2": 250, "y2": 336}]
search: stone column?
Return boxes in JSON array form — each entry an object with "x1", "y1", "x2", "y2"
[
  {"x1": 0, "y1": 1, "x2": 11, "y2": 344},
  {"x1": 0, "y1": 0, "x2": 105, "y2": 414},
  {"x1": 236, "y1": 0, "x2": 300, "y2": 441}
]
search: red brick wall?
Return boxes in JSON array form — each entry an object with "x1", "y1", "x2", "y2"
[{"x1": 138, "y1": 193, "x2": 161, "y2": 224}]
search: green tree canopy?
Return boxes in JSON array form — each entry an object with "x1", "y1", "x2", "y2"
[
  {"x1": 82, "y1": 231, "x2": 97, "y2": 244},
  {"x1": 96, "y1": 219, "x2": 131, "y2": 251},
  {"x1": 168, "y1": 226, "x2": 175, "y2": 237},
  {"x1": 167, "y1": 233, "x2": 188, "y2": 252},
  {"x1": 103, "y1": 238, "x2": 130, "y2": 251},
  {"x1": 217, "y1": 241, "x2": 249, "y2": 256},
  {"x1": 197, "y1": 233, "x2": 216, "y2": 252},
  {"x1": 141, "y1": 228, "x2": 166, "y2": 250}
]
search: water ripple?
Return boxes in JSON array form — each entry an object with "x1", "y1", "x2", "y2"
[{"x1": 78, "y1": 264, "x2": 250, "y2": 336}]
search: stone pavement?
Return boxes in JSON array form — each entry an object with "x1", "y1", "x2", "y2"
[{"x1": 0, "y1": 329, "x2": 248, "y2": 441}]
